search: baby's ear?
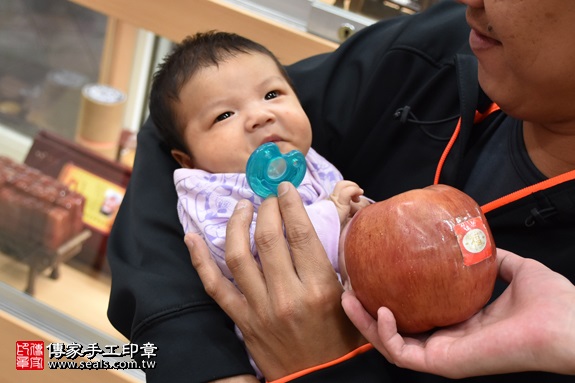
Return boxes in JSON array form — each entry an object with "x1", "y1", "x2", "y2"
[{"x1": 171, "y1": 149, "x2": 194, "y2": 169}]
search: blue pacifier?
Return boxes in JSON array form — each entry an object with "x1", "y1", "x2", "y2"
[{"x1": 246, "y1": 142, "x2": 306, "y2": 198}]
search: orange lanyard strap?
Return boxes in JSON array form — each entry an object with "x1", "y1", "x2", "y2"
[
  {"x1": 481, "y1": 169, "x2": 575, "y2": 214},
  {"x1": 266, "y1": 344, "x2": 374, "y2": 383},
  {"x1": 434, "y1": 104, "x2": 575, "y2": 213},
  {"x1": 434, "y1": 103, "x2": 501, "y2": 185}
]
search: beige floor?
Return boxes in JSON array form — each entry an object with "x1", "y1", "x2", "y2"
[{"x1": 0, "y1": 251, "x2": 127, "y2": 342}]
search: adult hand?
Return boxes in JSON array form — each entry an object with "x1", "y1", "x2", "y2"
[
  {"x1": 188, "y1": 182, "x2": 366, "y2": 381},
  {"x1": 341, "y1": 249, "x2": 575, "y2": 378}
]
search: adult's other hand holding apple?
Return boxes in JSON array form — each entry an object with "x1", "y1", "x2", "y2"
[
  {"x1": 342, "y1": 249, "x2": 575, "y2": 378},
  {"x1": 343, "y1": 184, "x2": 497, "y2": 334}
]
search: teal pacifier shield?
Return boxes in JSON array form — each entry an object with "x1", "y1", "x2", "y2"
[{"x1": 246, "y1": 142, "x2": 306, "y2": 198}]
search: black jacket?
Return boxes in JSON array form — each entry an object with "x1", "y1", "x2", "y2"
[{"x1": 107, "y1": 1, "x2": 575, "y2": 382}]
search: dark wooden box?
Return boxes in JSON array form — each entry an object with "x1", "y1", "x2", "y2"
[
  {"x1": 0, "y1": 155, "x2": 92, "y2": 294},
  {"x1": 24, "y1": 130, "x2": 132, "y2": 271}
]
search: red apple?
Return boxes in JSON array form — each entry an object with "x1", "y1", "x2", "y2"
[{"x1": 343, "y1": 184, "x2": 498, "y2": 334}]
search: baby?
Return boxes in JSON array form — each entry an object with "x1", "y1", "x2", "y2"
[{"x1": 149, "y1": 30, "x2": 370, "y2": 378}]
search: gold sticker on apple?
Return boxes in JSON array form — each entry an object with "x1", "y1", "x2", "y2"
[{"x1": 454, "y1": 217, "x2": 492, "y2": 266}]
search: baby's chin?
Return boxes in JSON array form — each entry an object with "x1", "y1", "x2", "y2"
[{"x1": 211, "y1": 164, "x2": 250, "y2": 174}]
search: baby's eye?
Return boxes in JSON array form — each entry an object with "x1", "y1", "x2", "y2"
[
  {"x1": 215, "y1": 111, "x2": 233, "y2": 122},
  {"x1": 265, "y1": 91, "x2": 279, "y2": 100}
]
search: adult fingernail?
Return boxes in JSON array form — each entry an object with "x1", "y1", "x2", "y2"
[{"x1": 277, "y1": 182, "x2": 291, "y2": 197}]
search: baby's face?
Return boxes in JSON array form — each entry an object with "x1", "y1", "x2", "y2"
[{"x1": 176, "y1": 52, "x2": 312, "y2": 173}]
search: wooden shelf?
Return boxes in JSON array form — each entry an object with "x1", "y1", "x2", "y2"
[{"x1": 68, "y1": 0, "x2": 338, "y2": 64}]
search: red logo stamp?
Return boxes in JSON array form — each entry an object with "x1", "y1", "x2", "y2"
[
  {"x1": 16, "y1": 341, "x2": 44, "y2": 370},
  {"x1": 454, "y1": 217, "x2": 493, "y2": 266}
]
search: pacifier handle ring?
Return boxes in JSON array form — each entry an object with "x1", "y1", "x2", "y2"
[{"x1": 246, "y1": 142, "x2": 306, "y2": 198}]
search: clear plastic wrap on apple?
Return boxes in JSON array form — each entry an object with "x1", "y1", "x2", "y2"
[{"x1": 343, "y1": 184, "x2": 498, "y2": 334}]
